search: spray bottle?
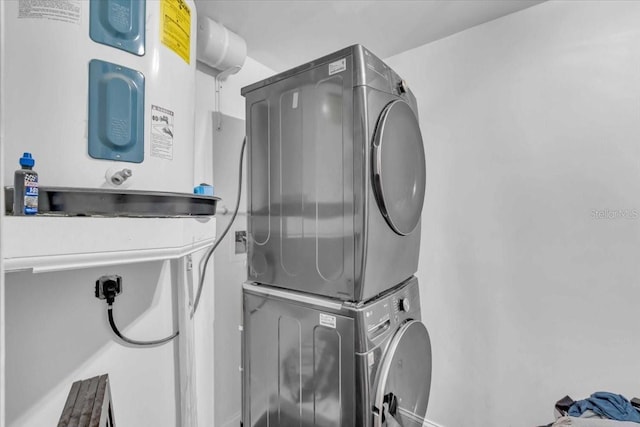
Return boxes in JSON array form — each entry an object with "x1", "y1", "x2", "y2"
[{"x1": 13, "y1": 152, "x2": 38, "y2": 215}]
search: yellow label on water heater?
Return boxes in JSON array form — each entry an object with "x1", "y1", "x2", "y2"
[{"x1": 160, "y1": 0, "x2": 191, "y2": 64}]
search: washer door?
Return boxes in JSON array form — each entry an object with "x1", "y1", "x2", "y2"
[
  {"x1": 373, "y1": 320, "x2": 432, "y2": 427},
  {"x1": 372, "y1": 100, "x2": 426, "y2": 236}
]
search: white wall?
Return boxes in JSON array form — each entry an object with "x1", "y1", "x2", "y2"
[
  {"x1": 0, "y1": 1, "x2": 6, "y2": 424},
  {"x1": 194, "y1": 57, "x2": 274, "y2": 427},
  {"x1": 5, "y1": 261, "x2": 180, "y2": 426},
  {"x1": 385, "y1": 1, "x2": 640, "y2": 426}
]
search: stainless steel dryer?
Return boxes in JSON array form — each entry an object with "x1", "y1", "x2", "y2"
[
  {"x1": 241, "y1": 276, "x2": 432, "y2": 427},
  {"x1": 241, "y1": 45, "x2": 426, "y2": 301}
]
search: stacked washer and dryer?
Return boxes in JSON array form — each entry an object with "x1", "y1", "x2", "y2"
[{"x1": 240, "y1": 45, "x2": 431, "y2": 427}]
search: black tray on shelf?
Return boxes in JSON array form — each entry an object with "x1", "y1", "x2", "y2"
[{"x1": 4, "y1": 186, "x2": 219, "y2": 217}]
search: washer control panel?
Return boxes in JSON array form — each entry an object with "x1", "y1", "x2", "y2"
[
  {"x1": 391, "y1": 284, "x2": 418, "y2": 318},
  {"x1": 360, "y1": 277, "x2": 420, "y2": 344},
  {"x1": 364, "y1": 299, "x2": 392, "y2": 340}
]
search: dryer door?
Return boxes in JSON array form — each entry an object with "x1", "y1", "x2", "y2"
[
  {"x1": 373, "y1": 320, "x2": 432, "y2": 427},
  {"x1": 372, "y1": 100, "x2": 426, "y2": 236}
]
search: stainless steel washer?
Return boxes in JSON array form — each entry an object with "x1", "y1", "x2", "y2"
[
  {"x1": 241, "y1": 276, "x2": 431, "y2": 427},
  {"x1": 241, "y1": 45, "x2": 426, "y2": 301}
]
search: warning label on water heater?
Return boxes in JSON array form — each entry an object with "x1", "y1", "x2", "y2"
[
  {"x1": 160, "y1": 0, "x2": 191, "y2": 64},
  {"x1": 151, "y1": 105, "x2": 174, "y2": 160},
  {"x1": 18, "y1": 0, "x2": 81, "y2": 25}
]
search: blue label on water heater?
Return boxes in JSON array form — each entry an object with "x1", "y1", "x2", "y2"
[
  {"x1": 88, "y1": 59, "x2": 145, "y2": 163},
  {"x1": 89, "y1": 0, "x2": 146, "y2": 56}
]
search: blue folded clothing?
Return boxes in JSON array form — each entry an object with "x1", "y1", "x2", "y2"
[{"x1": 568, "y1": 392, "x2": 640, "y2": 422}]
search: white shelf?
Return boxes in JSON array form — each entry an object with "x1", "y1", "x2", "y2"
[{"x1": 3, "y1": 216, "x2": 216, "y2": 273}]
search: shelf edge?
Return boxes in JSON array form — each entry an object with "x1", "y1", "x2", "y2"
[{"x1": 4, "y1": 238, "x2": 215, "y2": 274}]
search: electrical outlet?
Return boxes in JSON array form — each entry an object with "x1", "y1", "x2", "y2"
[
  {"x1": 95, "y1": 275, "x2": 123, "y2": 304},
  {"x1": 235, "y1": 230, "x2": 247, "y2": 254}
]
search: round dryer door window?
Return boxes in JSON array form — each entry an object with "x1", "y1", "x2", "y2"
[
  {"x1": 373, "y1": 320, "x2": 432, "y2": 427},
  {"x1": 372, "y1": 100, "x2": 426, "y2": 236}
]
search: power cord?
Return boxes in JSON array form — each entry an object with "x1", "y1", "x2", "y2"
[
  {"x1": 192, "y1": 136, "x2": 246, "y2": 315},
  {"x1": 96, "y1": 275, "x2": 179, "y2": 347},
  {"x1": 107, "y1": 304, "x2": 178, "y2": 346}
]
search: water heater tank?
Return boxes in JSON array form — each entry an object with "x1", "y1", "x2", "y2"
[{"x1": 1, "y1": 0, "x2": 198, "y2": 193}]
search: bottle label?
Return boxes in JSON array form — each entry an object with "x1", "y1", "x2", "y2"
[{"x1": 24, "y1": 173, "x2": 38, "y2": 215}]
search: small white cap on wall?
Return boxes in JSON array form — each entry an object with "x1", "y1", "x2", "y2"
[{"x1": 196, "y1": 15, "x2": 247, "y2": 75}]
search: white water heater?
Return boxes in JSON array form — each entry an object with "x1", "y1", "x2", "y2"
[{"x1": 1, "y1": 0, "x2": 197, "y2": 193}]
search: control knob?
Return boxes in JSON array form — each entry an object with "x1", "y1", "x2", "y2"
[
  {"x1": 398, "y1": 80, "x2": 408, "y2": 94},
  {"x1": 398, "y1": 297, "x2": 410, "y2": 312}
]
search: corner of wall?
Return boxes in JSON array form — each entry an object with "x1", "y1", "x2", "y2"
[{"x1": 0, "y1": 1, "x2": 7, "y2": 424}]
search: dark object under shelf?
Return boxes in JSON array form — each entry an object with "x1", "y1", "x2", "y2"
[
  {"x1": 4, "y1": 186, "x2": 219, "y2": 217},
  {"x1": 58, "y1": 374, "x2": 115, "y2": 427}
]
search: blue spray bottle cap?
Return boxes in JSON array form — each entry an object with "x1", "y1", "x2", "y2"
[
  {"x1": 19, "y1": 152, "x2": 35, "y2": 168},
  {"x1": 193, "y1": 183, "x2": 214, "y2": 196}
]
